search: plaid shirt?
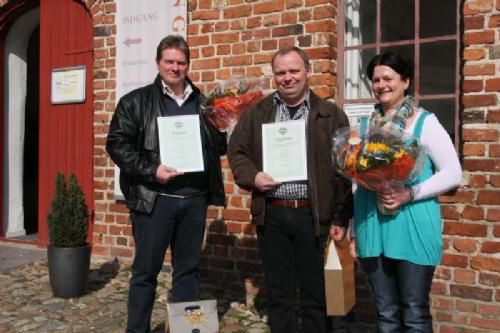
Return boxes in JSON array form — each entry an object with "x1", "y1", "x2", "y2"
[{"x1": 267, "y1": 91, "x2": 310, "y2": 199}]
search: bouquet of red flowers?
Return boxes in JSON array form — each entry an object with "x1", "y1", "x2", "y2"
[
  {"x1": 333, "y1": 123, "x2": 425, "y2": 213},
  {"x1": 203, "y1": 78, "x2": 264, "y2": 135}
]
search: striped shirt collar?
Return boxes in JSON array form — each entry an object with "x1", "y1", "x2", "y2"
[{"x1": 273, "y1": 89, "x2": 311, "y2": 110}]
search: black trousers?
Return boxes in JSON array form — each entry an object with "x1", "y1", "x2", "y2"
[
  {"x1": 257, "y1": 204, "x2": 330, "y2": 333},
  {"x1": 126, "y1": 195, "x2": 208, "y2": 333},
  {"x1": 360, "y1": 256, "x2": 435, "y2": 333}
]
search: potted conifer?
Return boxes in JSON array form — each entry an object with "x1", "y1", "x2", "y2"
[{"x1": 47, "y1": 173, "x2": 91, "y2": 298}]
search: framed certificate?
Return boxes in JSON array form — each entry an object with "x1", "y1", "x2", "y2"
[
  {"x1": 262, "y1": 120, "x2": 307, "y2": 182},
  {"x1": 157, "y1": 115, "x2": 204, "y2": 172},
  {"x1": 51, "y1": 66, "x2": 86, "y2": 104}
]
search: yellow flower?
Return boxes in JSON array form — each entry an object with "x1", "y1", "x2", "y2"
[
  {"x1": 365, "y1": 142, "x2": 389, "y2": 153},
  {"x1": 358, "y1": 157, "x2": 369, "y2": 168},
  {"x1": 394, "y1": 149, "x2": 405, "y2": 159}
]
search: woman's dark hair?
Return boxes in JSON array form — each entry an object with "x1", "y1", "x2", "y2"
[
  {"x1": 156, "y1": 35, "x2": 190, "y2": 63},
  {"x1": 366, "y1": 51, "x2": 414, "y2": 83}
]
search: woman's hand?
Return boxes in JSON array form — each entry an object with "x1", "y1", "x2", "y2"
[
  {"x1": 378, "y1": 185, "x2": 413, "y2": 210},
  {"x1": 349, "y1": 237, "x2": 357, "y2": 260}
]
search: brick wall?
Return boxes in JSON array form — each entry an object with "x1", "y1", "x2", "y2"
[
  {"x1": 1, "y1": 0, "x2": 498, "y2": 330},
  {"x1": 431, "y1": 1, "x2": 500, "y2": 332},
  {"x1": 64, "y1": 0, "x2": 500, "y2": 330}
]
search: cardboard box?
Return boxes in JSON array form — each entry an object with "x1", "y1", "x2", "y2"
[
  {"x1": 166, "y1": 300, "x2": 219, "y2": 333},
  {"x1": 324, "y1": 239, "x2": 356, "y2": 316}
]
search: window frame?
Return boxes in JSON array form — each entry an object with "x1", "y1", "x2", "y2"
[{"x1": 337, "y1": 0, "x2": 461, "y2": 145}]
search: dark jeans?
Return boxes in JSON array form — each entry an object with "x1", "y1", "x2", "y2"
[
  {"x1": 360, "y1": 256, "x2": 435, "y2": 333},
  {"x1": 126, "y1": 195, "x2": 208, "y2": 333},
  {"x1": 257, "y1": 204, "x2": 330, "y2": 333}
]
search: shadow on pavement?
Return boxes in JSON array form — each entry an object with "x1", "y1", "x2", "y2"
[{"x1": 86, "y1": 257, "x2": 121, "y2": 293}]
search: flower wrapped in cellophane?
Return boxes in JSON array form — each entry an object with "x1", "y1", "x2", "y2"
[
  {"x1": 202, "y1": 78, "x2": 264, "y2": 135},
  {"x1": 332, "y1": 122, "x2": 426, "y2": 193}
]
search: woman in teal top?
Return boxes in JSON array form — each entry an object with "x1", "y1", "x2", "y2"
[{"x1": 351, "y1": 52, "x2": 462, "y2": 332}]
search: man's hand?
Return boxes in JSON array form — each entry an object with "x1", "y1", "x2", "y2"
[
  {"x1": 155, "y1": 165, "x2": 184, "y2": 184},
  {"x1": 329, "y1": 225, "x2": 347, "y2": 242},
  {"x1": 254, "y1": 172, "x2": 280, "y2": 192}
]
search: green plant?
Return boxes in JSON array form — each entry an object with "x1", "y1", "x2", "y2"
[{"x1": 47, "y1": 173, "x2": 89, "y2": 247}]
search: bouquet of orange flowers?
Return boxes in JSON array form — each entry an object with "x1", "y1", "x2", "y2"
[
  {"x1": 203, "y1": 78, "x2": 264, "y2": 135},
  {"x1": 332, "y1": 122, "x2": 425, "y2": 193}
]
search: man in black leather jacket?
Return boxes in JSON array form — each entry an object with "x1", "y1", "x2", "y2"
[{"x1": 106, "y1": 35, "x2": 225, "y2": 333}]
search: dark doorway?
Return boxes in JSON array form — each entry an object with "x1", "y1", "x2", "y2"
[{"x1": 23, "y1": 25, "x2": 39, "y2": 235}]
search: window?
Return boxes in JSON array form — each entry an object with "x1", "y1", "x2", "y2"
[{"x1": 338, "y1": 0, "x2": 460, "y2": 142}]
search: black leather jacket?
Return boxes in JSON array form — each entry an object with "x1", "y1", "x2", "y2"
[{"x1": 106, "y1": 75, "x2": 226, "y2": 213}]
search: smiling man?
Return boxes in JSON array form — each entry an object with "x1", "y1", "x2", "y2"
[
  {"x1": 106, "y1": 35, "x2": 226, "y2": 333},
  {"x1": 228, "y1": 46, "x2": 353, "y2": 333}
]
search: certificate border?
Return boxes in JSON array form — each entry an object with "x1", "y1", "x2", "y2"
[
  {"x1": 157, "y1": 115, "x2": 205, "y2": 173},
  {"x1": 51, "y1": 65, "x2": 86, "y2": 104},
  {"x1": 262, "y1": 119, "x2": 308, "y2": 182}
]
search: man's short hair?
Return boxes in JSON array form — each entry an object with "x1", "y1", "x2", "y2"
[
  {"x1": 271, "y1": 46, "x2": 310, "y2": 71},
  {"x1": 156, "y1": 35, "x2": 190, "y2": 63}
]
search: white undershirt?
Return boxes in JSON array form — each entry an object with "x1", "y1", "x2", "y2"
[{"x1": 406, "y1": 110, "x2": 462, "y2": 200}]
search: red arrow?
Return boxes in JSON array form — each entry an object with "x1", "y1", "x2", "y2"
[{"x1": 124, "y1": 37, "x2": 142, "y2": 47}]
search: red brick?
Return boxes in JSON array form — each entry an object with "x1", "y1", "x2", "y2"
[
  {"x1": 306, "y1": 47, "x2": 334, "y2": 60},
  {"x1": 215, "y1": 21, "x2": 229, "y2": 32},
  {"x1": 450, "y1": 284, "x2": 493, "y2": 301},
  {"x1": 223, "y1": 55, "x2": 252, "y2": 66},
  {"x1": 242, "y1": 29, "x2": 271, "y2": 41},
  {"x1": 463, "y1": 48, "x2": 486, "y2": 60},
  {"x1": 441, "y1": 205, "x2": 460, "y2": 220},
  {"x1": 191, "y1": 58, "x2": 220, "y2": 70},
  {"x1": 490, "y1": 144, "x2": 500, "y2": 157},
  {"x1": 222, "y1": 208, "x2": 250, "y2": 221},
  {"x1": 435, "y1": 266, "x2": 451, "y2": 280},
  {"x1": 481, "y1": 241, "x2": 500, "y2": 253},
  {"x1": 470, "y1": 256, "x2": 500, "y2": 272},
  {"x1": 254, "y1": 0, "x2": 285, "y2": 14},
  {"x1": 464, "y1": 30, "x2": 495, "y2": 45},
  {"x1": 488, "y1": 14, "x2": 500, "y2": 27},
  {"x1": 463, "y1": 143, "x2": 485, "y2": 156},
  {"x1": 456, "y1": 299, "x2": 477, "y2": 312},
  {"x1": 454, "y1": 269, "x2": 477, "y2": 284},
  {"x1": 262, "y1": 39, "x2": 278, "y2": 51},
  {"x1": 477, "y1": 190, "x2": 500, "y2": 204},
  {"x1": 463, "y1": 159, "x2": 500, "y2": 172},
  {"x1": 431, "y1": 281, "x2": 446, "y2": 295},
  {"x1": 440, "y1": 190, "x2": 474, "y2": 204},
  {"x1": 486, "y1": 208, "x2": 500, "y2": 222},
  {"x1": 464, "y1": 15, "x2": 485, "y2": 29},
  {"x1": 223, "y1": 4, "x2": 252, "y2": 19},
  {"x1": 479, "y1": 271, "x2": 500, "y2": 286},
  {"x1": 464, "y1": 0, "x2": 494, "y2": 15},
  {"x1": 191, "y1": 10, "x2": 220, "y2": 20},
  {"x1": 443, "y1": 222, "x2": 488, "y2": 237},
  {"x1": 463, "y1": 79, "x2": 484, "y2": 92},
  {"x1": 486, "y1": 78, "x2": 500, "y2": 91},
  {"x1": 486, "y1": 110, "x2": 500, "y2": 123},
  {"x1": 201, "y1": 23, "x2": 214, "y2": 33},
  {"x1": 212, "y1": 32, "x2": 239, "y2": 44},
  {"x1": 432, "y1": 297, "x2": 454, "y2": 310},
  {"x1": 464, "y1": 63, "x2": 496, "y2": 76},
  {"x1": 468, "y1": 174, "x2": 488, "y2": 187},
  {"x1": 263, "y1": 14, "x2": 280, "y2": 26},
  {"x1": 279, "y1": 37, "x2": 295, "y2": 48},
  {"x1": 188, "y1": 35, "x2": 210, "y2": 46},
  {"x1": 442, "y1": 253, "x2": 469, "y2": 268},
  {"x1": 470, "y1": 317, "x2": 499, "y2": 330},
  {"x1": 454, "y1": 238, "x2": 478, "y2": 253},
  {"x1": 305, "y1": 19, "x2": 335, "y2": 33},
  {"x1": 462, "y1": 206, "x2": 485, "y2": 220},
  {"x1": 463, "y1": 128, "x2": 499, "y2": 142},
  {"x1": 281, "y1": 12, "x2": 298, "y2": 24},
  {"x1": 230, "y1": 20, "x2": 245, "y2": 31},
  {"x1": 246, "y1": 17, "x2": 262, "y2": 29},
  {"x1": 463, "y1": 94, "x2": 497, "y2": 107},
  {"x1": 286, "y1": 0, "x2": 303, "y2": 9},
  {"x1": 299, "y1": 8, "x2": 312, "y2": 21}
]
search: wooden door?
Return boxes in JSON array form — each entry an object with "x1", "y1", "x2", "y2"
[{"x1": 38, "y1": 0, "x2": 93, "y2": 246}]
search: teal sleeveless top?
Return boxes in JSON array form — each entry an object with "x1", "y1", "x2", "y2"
[{"x1": 353, "y1": 111, "x2": 442, "y2": 266}]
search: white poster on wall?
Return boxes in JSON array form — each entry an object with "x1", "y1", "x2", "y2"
[{"x1": 114, "y1": 0, "x2": 187, "y2": 199}]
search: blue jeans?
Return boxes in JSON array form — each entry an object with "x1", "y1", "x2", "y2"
[
  {"x1": 360, "y1": 256, "x2": 435, "y2": 333},
  {"x1": 257, "y1": 204, "x2": 330, "y2": 333},
  {"x1": 126, "y1": 195, "x2": 208, "y2": 333}
]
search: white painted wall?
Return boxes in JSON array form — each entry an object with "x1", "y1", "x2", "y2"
[{"x1": 3, "y1": 8, "x2": 39, "y2": 237}]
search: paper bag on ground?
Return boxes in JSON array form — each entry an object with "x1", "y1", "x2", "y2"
[
  {"x1": 324, "y1": 238, "x2": 356, "y2": 316},
  {"x1": 167, "y1": 300, "x2": 219, "y2": 333}
]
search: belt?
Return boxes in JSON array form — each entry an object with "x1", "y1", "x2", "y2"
[{"x1": 268, "y1": 198, "x2": 310, "y2": 208}]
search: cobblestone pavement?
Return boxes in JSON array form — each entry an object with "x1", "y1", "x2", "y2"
[{"x1": 0, "y1": 257, "x2": 372, "y2": 333}]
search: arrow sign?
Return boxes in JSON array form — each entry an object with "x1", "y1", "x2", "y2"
[{"x1": 124, "y1": 37, "x2": 142, "y2": 47}]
